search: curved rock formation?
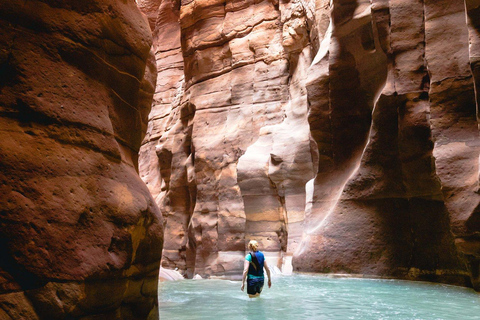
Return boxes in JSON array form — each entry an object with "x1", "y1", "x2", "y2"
[
  {"x1": 296, "y1": 0, "x2": 477, "y2": 287},
  {"x1": 140, "y1": 0, "x2": 480, "y2": 289},
  {"x1": 0, "y1": 1, "x2": 163, "y2": 319},
  {"x1": 298, "y1": 0, "x2": 480, "y2": 288},
  {"x1": 140, "y1": 0, "x2": 317, "y2": 277}
]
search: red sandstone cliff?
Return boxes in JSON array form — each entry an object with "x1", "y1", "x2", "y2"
[
  {"x1": 0, "y1": 1, "x2": 163, "y2": 319},
  {"x1": 1, "y1": 1, "x2": 477, "y2": 319},
  {"x1": 140, "y1": 0, "x2": 480, "y2": 290}
]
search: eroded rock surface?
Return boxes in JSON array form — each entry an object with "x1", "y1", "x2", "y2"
[
  {"x1": 140, "y1": 0, "x2": 317, "y2": 277},
  {"x1": 140, "y1": 0, "x2": 480, "y2": 289},
  {"x1": 0, "y1": 0, "x2": 163, "y2": 319}
]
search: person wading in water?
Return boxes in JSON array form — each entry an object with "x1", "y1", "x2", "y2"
[{"x1": 241, "y1": 240, "x2": 272, "y2": 298}]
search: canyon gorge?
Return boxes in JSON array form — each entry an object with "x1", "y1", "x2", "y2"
[
  {"x1": 0, "y1": 0, "x2": 479, "y2": 319},
  {"x1": 139, "y1": 0, "x2": 480, "y2": 289}
]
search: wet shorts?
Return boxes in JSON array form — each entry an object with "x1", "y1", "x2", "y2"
[{"x1": 247, "y1": 277, "x2": 264, "y2": 295}]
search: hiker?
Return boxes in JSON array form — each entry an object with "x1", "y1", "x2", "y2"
[{"x1": 241, "y1": 240, "x2": 272, "y2": 298}]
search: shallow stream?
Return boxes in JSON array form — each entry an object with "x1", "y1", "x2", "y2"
[{"x1": 158, "y1": 274, "x2": 480, "y2": 320}]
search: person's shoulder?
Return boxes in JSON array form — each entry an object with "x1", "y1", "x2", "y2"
[{"x1": 245, "y1": 253, "x2": 252, "y2": 261}]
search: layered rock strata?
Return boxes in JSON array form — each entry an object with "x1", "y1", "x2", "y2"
[
  {"x1": 0, "y1": 1, "x2": 163, "y2": 319},
  {"x1": 140, "y1": 0, "x2": 480, "y2": 289},
  {"x1": 140, "y1": 0, "x2": 317, "y2": 277},
  {"x1": 296, "y1": 0, "x2": 477, "y2": 288}
]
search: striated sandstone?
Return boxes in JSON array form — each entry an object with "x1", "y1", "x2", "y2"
[
  {"x1": 140, "y1": 0, "x2": 316, "y2": 277},
  {"x1": 0, "y1": 0, "x2": 163, "y2": 319},
  {"x1": 295, "y1": 0, "x2": 479, "y2": 287},
  {"x1": 141, "y1": 0, "x2": 480, "y2": 289}
]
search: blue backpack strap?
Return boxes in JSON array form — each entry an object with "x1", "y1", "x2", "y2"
[{"x1": 250, "y1": 251, "x2": 259, "y2": 271}]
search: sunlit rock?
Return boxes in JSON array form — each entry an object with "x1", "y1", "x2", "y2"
[{"x1": 159, "y1": 268, "x2": 184, "y2": 281}]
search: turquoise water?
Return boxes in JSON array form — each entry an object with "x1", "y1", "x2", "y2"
[{"x1": 158, "y1": 274, "x2": 480, "y2": 320}]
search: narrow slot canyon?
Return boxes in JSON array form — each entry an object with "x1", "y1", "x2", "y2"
[{"x1": 1, "y1": 0, "x2": 479, "y2": 319}]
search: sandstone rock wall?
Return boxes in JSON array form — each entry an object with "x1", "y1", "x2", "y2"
[
  {"x1": 297, "y1": 0, "x2": 480, "y2": 288},
  {"x1": 0, "y1": 1, "x2": 163, "y2": 319},
  {"x1": 140, "y1": 0, "x2": 480, "y2": 289},
  {"x1": 140, "y1": 0, "x2": 315, "y2": 276}
]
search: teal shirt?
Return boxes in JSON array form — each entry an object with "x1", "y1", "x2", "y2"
[{"x1": 246, "y1": 253, "x2": 264, "y2": 279}]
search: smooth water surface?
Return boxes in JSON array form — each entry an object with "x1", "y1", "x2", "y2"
[{"x1": 159, "y1": 274, "x2": 480, "y2": 320}]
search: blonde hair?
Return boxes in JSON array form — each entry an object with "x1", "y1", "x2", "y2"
[{"x1": 248, "y1": 240, "x2": 259, "y2": 252}]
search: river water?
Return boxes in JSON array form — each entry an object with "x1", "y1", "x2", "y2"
[{"x1": 158, "y1": 274, "x2": 480, "y2": 320}]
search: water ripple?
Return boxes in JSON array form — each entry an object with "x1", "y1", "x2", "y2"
[{"x1": 159, "y1": 275, "x2": 480, "y2": 320}]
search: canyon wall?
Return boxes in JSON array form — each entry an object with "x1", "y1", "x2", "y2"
[
  {"x1": 297, "y1": 0, "x2": 479, "y2": 287},
  {"x1": 0, "y1": 1, "x2": 163, "y2": 319},
  {"x1": 140, "y1": 0, "x2": 480, "y2": 288}
]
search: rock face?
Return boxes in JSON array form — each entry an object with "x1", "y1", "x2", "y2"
[
  {"x1": 140, "y1": 0, "x2": 480, "y2": 289},
  {"x1": 139, "y1": 0, "x2": 318, "y2": 277},
  {"x1": 0, "y1": 1, "x2": 163, "y2": 319},
  {"x1": 296, "y1": 0, "x2": 478, "y2": 288}
]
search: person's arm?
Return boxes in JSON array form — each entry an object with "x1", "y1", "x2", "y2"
[
  {"x1": 241, "y1": 259, "x2": 249, "y2": 291},
  {"x1": 264, "y1": 259, "x2": 272, "y2": 288}
]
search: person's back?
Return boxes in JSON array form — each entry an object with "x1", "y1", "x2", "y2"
[
  {"x1": 247, "y1": 250, "x2": 264, "y2": 277},
  {"x1": 241, "y1": 240, "x2": 272, "y2": 298}
]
